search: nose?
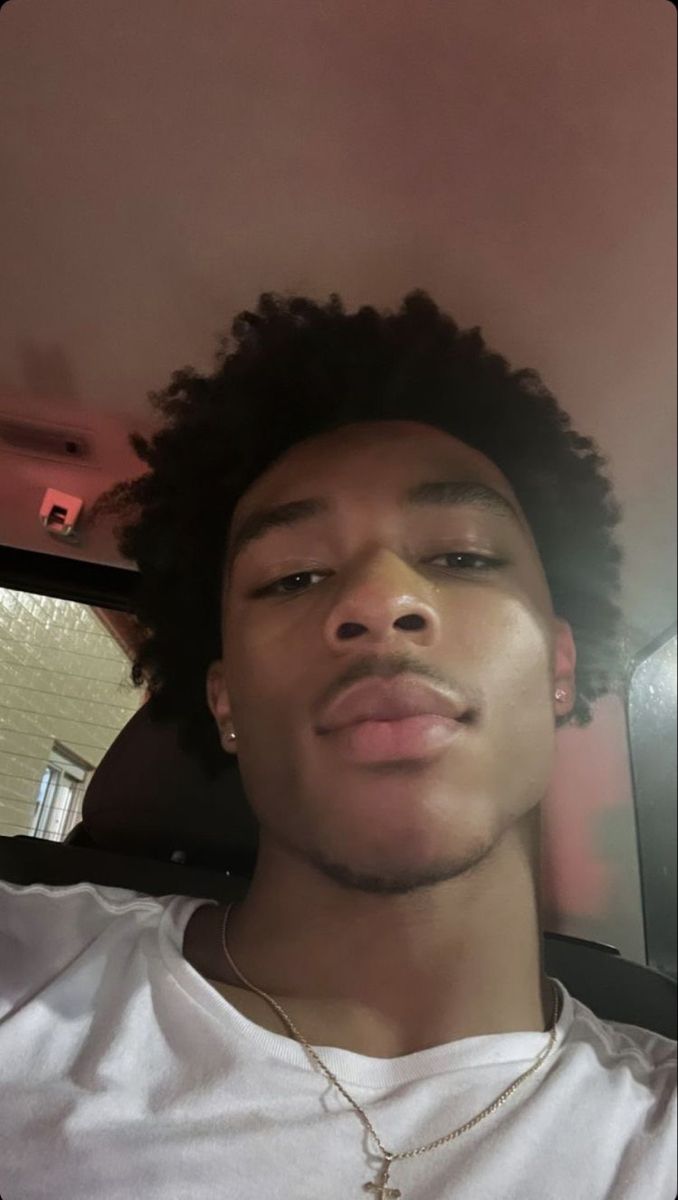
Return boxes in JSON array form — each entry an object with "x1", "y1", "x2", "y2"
[{"x1": 322, "y1": 550, "x2": 441, "y2": 651}]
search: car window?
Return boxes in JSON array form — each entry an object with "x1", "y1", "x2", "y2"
[
  {"x1": 0, "y1": 588, "x2": 142, "y2": 842},
  {"x1": 627, "y1": 627, "x2": 677, "y2": 980}
]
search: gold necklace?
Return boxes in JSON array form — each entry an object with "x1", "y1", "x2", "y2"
[{"x1": 221, "y1": 901, "x2": 561, "y2": 1199}]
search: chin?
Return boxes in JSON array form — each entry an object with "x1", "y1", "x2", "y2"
[{"x1": 307, "y1": 832, "x2": 496, "y2": 897}]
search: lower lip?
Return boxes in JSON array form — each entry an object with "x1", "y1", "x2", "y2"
[{"x1": 321, "y1": 715, "x2": 464, "y2": 763}]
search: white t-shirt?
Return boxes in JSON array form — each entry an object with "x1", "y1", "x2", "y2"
[{"x1": 0, "y1": 879, "x2": 675, "y2": 1200}]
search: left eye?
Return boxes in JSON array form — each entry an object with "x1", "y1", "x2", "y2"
[
  {"x1": 252, "y1": 553, "x2": 506, "y2": 597},
  {"x1": 430, "y1": 552, "x2": 506, "y2": 572}
]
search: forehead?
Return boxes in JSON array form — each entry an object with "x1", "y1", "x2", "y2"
[{"x1": 236, "y1": 420, "x2": 520, "y2": 512}]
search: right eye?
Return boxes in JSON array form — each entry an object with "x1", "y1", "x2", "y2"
[{"x1": 251, "y1": 571, "x2": 326, "y2": 597}]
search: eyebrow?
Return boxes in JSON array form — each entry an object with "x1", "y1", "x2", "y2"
[{"x1": 227, "y1": 480, "x2": 523, "y2": 570}]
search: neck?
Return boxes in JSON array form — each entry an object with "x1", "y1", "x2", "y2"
[{"x1": 186, "y1": 814, "x2": 554, "y2": 1058}]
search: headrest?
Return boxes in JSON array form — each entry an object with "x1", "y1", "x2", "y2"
[{"x1": 81, "y1": 704, "x2": 259, "y2": 872}]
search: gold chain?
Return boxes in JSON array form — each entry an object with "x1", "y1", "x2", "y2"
[{"x1": 220, "y1": 901, "x2": 561, "y2": 1196}]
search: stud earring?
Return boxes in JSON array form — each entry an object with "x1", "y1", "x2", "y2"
[{"x1": 554, "y1": 688, "x2": 567, "y2": 702}]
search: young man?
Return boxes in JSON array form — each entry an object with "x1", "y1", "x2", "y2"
[{"x1": 1, "y1": 291, "x2": 675, "y2": 1199}]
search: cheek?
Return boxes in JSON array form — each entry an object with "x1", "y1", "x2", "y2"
[
  {"x1": 222, "y1": 612, "x2": 304, "y2": 723},
  {"x1": 455, "y1": 595, "x2": 553, "y2": 716},
  {"x1": 461, "y1": 597, "x2": 556, "y2": 796}
]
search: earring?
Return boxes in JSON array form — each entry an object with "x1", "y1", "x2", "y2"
[
  {"x1": 554, "y1": 688, "x2": 567, "y2": 702},
  {"x1": 227, "y1": 730, "x2": 237, "y2": 741}
]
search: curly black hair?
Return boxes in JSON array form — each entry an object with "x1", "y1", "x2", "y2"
[{"x1": 92, "y1": 289, "x2": 625, "y2": 774}]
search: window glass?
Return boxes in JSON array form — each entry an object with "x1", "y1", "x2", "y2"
[
  {"x1": 0, "y1": 589, "x2": 142, "y2": 841},
  {"x1": 627, "y1": 629, "x2": 677, "y2": 980}
]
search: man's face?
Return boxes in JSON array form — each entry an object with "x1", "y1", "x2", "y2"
[{"x1": 208, "y1": 420, "x2": 576, "y2": 894}]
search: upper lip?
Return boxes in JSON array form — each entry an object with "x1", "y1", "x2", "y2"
[{"x1": 316, "y1": 677, "x2": 470, "y2": 734}]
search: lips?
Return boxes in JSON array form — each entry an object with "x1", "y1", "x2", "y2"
[{"x1": 316, "y1": 677, "x2": 470, "y2": 735}]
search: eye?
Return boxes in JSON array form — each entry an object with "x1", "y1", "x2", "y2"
[
  {"x1": 428, "y1": 552, "x2": 508, "y2": 572},
  {"x1": 251, "y1": 553, "x2": 507, "y2": 598},
  {"x1": 251, "y1": 570, "x2": 327, "y2": 597}
]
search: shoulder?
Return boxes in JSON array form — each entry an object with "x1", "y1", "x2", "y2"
[
  {"x1": 0, "y1": 877, "x2": 166, "y2": 935},
  {"x1": 565, "y1": 989, "x2": 677, "y2": 1102},
  {"x1": 0, "y1": 880, "x2": 184, "y2": 1018}
]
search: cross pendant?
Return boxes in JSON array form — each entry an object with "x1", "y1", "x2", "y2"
[{"x1": 363, "y1": 1158, "x2": 402, "y2": 1199}]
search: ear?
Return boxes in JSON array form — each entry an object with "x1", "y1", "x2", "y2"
[
  {"x1": 206, "y1": 660, "x2": 236, "y2": 754},
  {"x1": 552, "y1": 618, "x2": 577, "y2": 718}
]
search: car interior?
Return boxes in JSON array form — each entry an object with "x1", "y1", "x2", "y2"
[{"x1": 0, "y1": 0, "x2": 675, "y2": 1083}]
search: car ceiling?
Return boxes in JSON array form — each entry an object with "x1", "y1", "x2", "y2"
[{"x1": 0, "y1": 0, "x2": 675, "y2": 658}]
